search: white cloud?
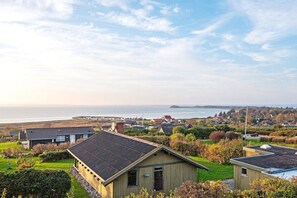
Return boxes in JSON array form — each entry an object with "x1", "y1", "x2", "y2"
[{"x1": 229, "y1": 0, "x2": 297, "y2": 44}]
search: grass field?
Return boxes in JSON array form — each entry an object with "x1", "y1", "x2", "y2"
[
  {"x1": 0, "y1": 142, "x2": 90, "y2": 198},
  {"x1": 190, "y1": 156, "x2": 233, "y2": 182},
  {"x1": 0, "y1": 142, "x2": 22, "y2": 152}
]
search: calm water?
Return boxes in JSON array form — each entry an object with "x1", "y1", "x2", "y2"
[{"x1": 0, "y1": 105, "x2": 229, "y2": 123}]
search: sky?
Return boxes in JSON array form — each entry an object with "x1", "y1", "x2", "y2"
[{"x1": 0, "y1": 0, "x2": 297, "y2": 106}]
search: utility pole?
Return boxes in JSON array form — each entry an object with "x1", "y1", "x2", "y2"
[{"x1": 244, "y1": 106, "x2": 248, "y2": 139}]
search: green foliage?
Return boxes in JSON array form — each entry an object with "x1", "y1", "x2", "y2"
[
  {"x1": 204, "y1": 139, "x2": 245, "y2": 164},
  {"x1": 185, "y1": 133, "x2": 196, "y2": 142},
  {"x1": 187, "y1": 127, "x2": 216, "y2": 139},
  {"x1": 0, "y1": 169, "x2": 71, "y2": 198},
  {"x1": 137, "y1": 136, "x2": 170, "y2": 146},
  {"x1": 215, "y1": 124, "x2": 233, "y2": 132},
  {"x1": 39, "y1": 151, "x2": 71, "y2": 162},
  {"x1": 172, "y1": 126, "x2": 187, "y2": 134}
]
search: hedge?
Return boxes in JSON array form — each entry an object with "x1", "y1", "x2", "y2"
[
  {"x1": 39, "y1": 151, "x2": 71, "y2": 162},
  {"x1": 137, "y1": 136, "x2": 170, "y2": 146},
  {"x1": 0, "y1": 169, "x2": 71, "y2": 198}
]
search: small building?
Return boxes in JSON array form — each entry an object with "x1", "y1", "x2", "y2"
[
  {"x1": 231, "y1": 145, "x2": 297, "y2": 190},
  {"x1": 158, "y1": 123, "x2": 174, "y2": 136},
  {"x1": 25, "y1": 126, "x2": 95, "y2": 149},
  {"x1": 68, "y1": 131, "x2": 208, "y2": 198}
]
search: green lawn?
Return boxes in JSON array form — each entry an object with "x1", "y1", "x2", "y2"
[
  {"x1": 0, "y1": 141, "x2": 90, "y2": 198},
  {"x1": 247, "y1": 139, "x2": 295, "y2": 147},
  {"x1": 0, "y1": 142, "x2": 21, "y2": 153},
  {"x1": 190, "y1": 156, "x2": 233, "y2": 182}
]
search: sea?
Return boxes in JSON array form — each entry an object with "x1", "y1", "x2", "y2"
[{"x1": 0, "y1": 105, "x2": 230, "y2": 124}]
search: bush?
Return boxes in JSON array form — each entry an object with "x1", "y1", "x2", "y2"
[
  {"x1": 3, "y1": 147, "x2": 22, "y2": 158},
  {"x1": 269, "y1": 130, "x2": 297, "y2": 137},
  {"x1": 172, "y1": 126, "x2": 187, "y2": 134},
  {"x1": 209, "y1": 131, "x2": 226, "y2": 143},
  {"x1": 185, "y1": 133, "x2": 196, "y2": 142},
  {"x1": 225, "y1": 131, "x2": 241, "y2": 140},
  {"x1": 187, "y1": 127, "x2": 216, "y2": 139},
  {"x1": 259, "y1": 136, "x2": 273, "y2": 142},
  {"x1": 31, "y1": 143, "x2": 71, "y2": 156},
  {"x1": 175, "y1": 180, "x2": 231, "y2": 198},
  {"x1": 271, "y1": 136, "x2": 286, "y2": 143},
  {"x1": 170, "y1": 133, "x2": 185, "y2": 142},
  {"x1": 137, "y1": 136, "x2": 170, "y2": 146},
  {"x1": 204, "y1": 139, "x2": 245, "y2": 164},
  {"x1": 170, "y1": 141, "x2": 196, "y2": 156},
  {"x1": 0, "y1": 169, "x2": 71, "y2": 198},
  {"x1": 39, "y1": 151, "x2": 71, "y2": 162},
  {"x1": 17, "y1": 157, "x2": 35, "y2": 169},
  {"x1": 285, "y1": 137, "x2": 297, "y2": 144}
]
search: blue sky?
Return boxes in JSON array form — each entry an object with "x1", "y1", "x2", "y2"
[{"x1": 0, "y1": 0, "x2": 297, "y2": 106}]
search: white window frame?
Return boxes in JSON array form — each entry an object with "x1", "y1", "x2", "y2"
[{"x1": 56, "y1": 135, "x2": 65, "y2": 142}]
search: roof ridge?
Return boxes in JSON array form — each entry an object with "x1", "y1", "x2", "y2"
[
  {"x1": 101, "y1": 130, "x2": 159, "y2": 147},
  {"x1": 26, "y1": 126, "x2": 94, "y2": 130}
]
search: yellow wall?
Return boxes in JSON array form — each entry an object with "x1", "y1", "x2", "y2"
[
  {"x1": 233, "y1": 165, "x2": 272, "y2": 190},
  {"x1": 113, "y1": 150, "x2": 197, "y2": 197},
  {"x1": 76, "y1": 162, "x2": 114, "y2": 198}
]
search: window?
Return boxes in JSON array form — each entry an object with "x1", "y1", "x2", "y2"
[
  {"x1": 241, "y1": 168, "x2": 247, "y2": 176},
  {"x1": 128, "y1": 170, "x2": 138, "y2": 186},
  {"x1": 56, "y1": 135, "x2": 65, "y2": 142}
]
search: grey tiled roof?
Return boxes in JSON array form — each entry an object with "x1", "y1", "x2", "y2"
[
  {"x1": 25, "y1": 126, "x2": 95, "y2": 140},
  {"x1": 68, "y1": 131, "x2": 157, "y2": 180},
  {"x1": 232, "y1": 145, "x2": 297, "y2": 170}
]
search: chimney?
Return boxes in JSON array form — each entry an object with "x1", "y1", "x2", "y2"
[{"x1": 115, "y1": 122, "x2": 125, "y2": 134}]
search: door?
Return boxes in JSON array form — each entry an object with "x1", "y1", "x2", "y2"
[
  {"x1": 154, "y1": 167, "x2": 163, "y2": 191},
  {"x1": 70, "y1": 135, "x2": 76, "y2": 144}
]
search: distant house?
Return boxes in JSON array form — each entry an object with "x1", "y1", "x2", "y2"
[
  {"x1": 231, "y1": 145, "x2": 297, "y2": 190},
  {"x1": 68, "y1": 131, "x2": 208, "y2": 198},
  {"x1": 101, "y1": 124, "x2": 112, "y2": 131},
  {"x1": 158, "y1": 123, "x2": 174, "y2": 136},
  {"x1": 25, "y1": 126, "x2": 95, "y2": 149},
  {"x1": 9, "y1": 131, "x2": 19, "y2": 137},
  {"x1": 163, "y1": 115, "x2": 173, "y2": 123}
]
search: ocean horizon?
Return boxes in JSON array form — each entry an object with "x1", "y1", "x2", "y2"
[
  {"x1": 0, "y1": 105, "x2": 231, "y2": 124},
  {"x1": 1, "y1": 104, "x2": 296, "y2": 124}
]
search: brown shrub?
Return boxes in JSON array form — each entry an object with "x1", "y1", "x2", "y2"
[
  {"x1": 271, "y1": 136, "x2": 286, "y2": 143},
  {"x1": 259, "y1": 136, "x2": 273, "y2": 142},
  {"x1": 209, "y1": 131, "x2": 225, "y2": 143},
  {"x1": 269, "y1": 130, "x2": 297, "y2": 137},
  {"x1": 3, "y1": 147, "x2": 22, "y2": 158},
  {"x1": 175, "y1": 180, "x2": 231, "y2": 198},
  {"x1": 285, "y1": 137, "x2": 297, "y2": 144},
  {"x1": 225, "y1": 131, "x2": 241, "y2": 140},
  {"x1": 137, "y1": 136, "x2": 170, "y2": 146},
  {"x1": 170, "y1": 141, "x2": 196, "y2": 156},
  {"x1": 31, "y1": 143, "x2": 71, "y2": 156}
]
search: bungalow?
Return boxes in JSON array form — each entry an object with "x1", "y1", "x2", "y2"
[
  {"x1": 158, "y1": 123, "x2": 174, "y2": 136},
  {"x1": 231, "y1": 145, "x2": 297, "y2": 190},
  {"x1": 68, "y1": 131, "x2": 208, "y2": 198},
  {"x1": 25, "y1": 126, "x2": 95, "y2": 149}
]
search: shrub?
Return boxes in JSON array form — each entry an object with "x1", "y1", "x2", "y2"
[
  {"x1": 259, "y1": 136, "x2": 273, "y2": 142},
  {"x1": 269, "y1": 130, "x2": 297, "y2": 137},
  {"x1": 187, "y1": 127, "x2": 216, "y2": 139},
  {"x1": 285, "y1": 137, "x2": 297, "y2": 144},
  {"x1": 0, "y1": 169, "x2": 71, "y2": 198},
  {"x1": 172, "y1": 126, "x2": 187, "y2": 134},
  {"x1": 31, "y1": 143, "x2": 71, "y2": 156},
  {"x1": 185, "y1": 133, "x2": 196, "y2": 142},
  {"x1": 3, "y1": 147, "x2": 22, "y2": 158},
  {"x1": 192, "y1": 140, "x2": 207, "y2": 157},
  {"x1": 249, "y1": 177, "x2": 297, "y2": 198},
  {"x1": 271, "y1": 136, "x2": 286, "y2": 143},
  {"x1": 209, "y1": 131, "x2": 226, "y2": 143},
  {"x1": 225, "y1": 131, "x2": 241, "y2": 140},
  {"x1": 17, "y1": 157, "x2": 35, "y2": 169},
  {"x1": 137, "y1": 136, "x2": 170, "y2": 146},
  {"x1": 170, "y1": 133, "x2": 185, "y2": 142},
  {"x1": 204, "y1": 139, "x2": 245, "y2": 164},
  {"x1": 39, "y1": 151, "x2": 71, "y2": 162},
  {"x1": 170, "y1": 141, "x2": 196, "y2": 156},
  {"x1": 175, "y1": 180, "x2": 231, "y2": 198}
]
